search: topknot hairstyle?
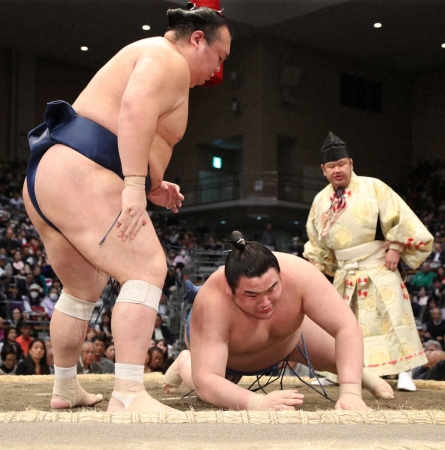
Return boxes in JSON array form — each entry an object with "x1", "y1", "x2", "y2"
[
  {"x1": 166, "y1": 4, "x2": 232, "y2": 45},
  {"x1": 225, "y1": 231, "x2": 280, "y2": 292}
]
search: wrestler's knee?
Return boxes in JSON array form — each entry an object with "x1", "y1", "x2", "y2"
[
  {"x1": 55, "y1": 290, "x2": 96, "y2": 320},
  {"x1": 116, "y1": 280, "x2": 162, "y2": 312}
]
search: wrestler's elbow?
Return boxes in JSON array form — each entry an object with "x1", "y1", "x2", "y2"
[{"x1": 193, "y1": 376, "x2": 217, "y2": 404}]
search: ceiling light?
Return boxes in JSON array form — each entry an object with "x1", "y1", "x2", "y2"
[
  {"x1": 80, "y1": 46, "x2": 88, "y2": 52},
  {"x1": 374, "y1": 23, "x2": 382, "y2": 28},
  {"x1": 442, "y1": 43, "x2": 445, "y2": 48},
  {"x1": 142, "y1": 25, "x2": 151, "y2": 31}
]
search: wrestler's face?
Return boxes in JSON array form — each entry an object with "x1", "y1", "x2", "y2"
[
  {"x1": 189, "y1": 27, "x2": 231, "y2": 87},
  {"x1": 321, "y1": 158, "x2": 353, "y2": 189},
  {"x1": 230, "y1": 268, "x2": 282, "y2": 320}
]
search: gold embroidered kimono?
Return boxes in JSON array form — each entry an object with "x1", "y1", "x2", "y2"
[{"x1": 304, "y1": 172, "x2": 433, "y2": 375}]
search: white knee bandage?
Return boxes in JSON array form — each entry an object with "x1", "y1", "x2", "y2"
[
  {"x1": 116, "y1": 280, "x2": 161, "y2": 312},
  {"x1": 54, "y1": 290, "x2": 96, "y2": 321}
]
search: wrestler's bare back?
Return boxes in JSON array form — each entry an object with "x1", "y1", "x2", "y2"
[
  {"x1": 191, "y1": 253, "x2": 309, "y2": 373},
  {"x1": 72, "y1": 37, "x2": 190, "y2": 188}
]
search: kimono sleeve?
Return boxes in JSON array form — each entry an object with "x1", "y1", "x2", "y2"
[
  {"x1": 304, "y1": 201, "x2": 337, "y2": 277},
  {"x1": 375, "y1": 179, "x2": 433, "y2": 269}
]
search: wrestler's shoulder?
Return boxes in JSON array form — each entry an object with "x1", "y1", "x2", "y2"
[
  {"x1": 275, "y1": 252, "x2": 321, "y2": 279},
  {"x1": 122, "y1": 37, "x2": 183, "y2": 60}
]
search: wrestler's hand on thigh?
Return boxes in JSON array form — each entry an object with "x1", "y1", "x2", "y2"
[
  {"x1": 117, "y1": 188, "x2": 148, "y2": 241},
  {"x1": 262, "y1": 390, "x2": 304, "y2": 411},
  {"x1": 335, "y1": 395, "x2": 372, "y2": 411},
  {"x1": 148, "y1": 181, "x2": 184, "y2": 213}
]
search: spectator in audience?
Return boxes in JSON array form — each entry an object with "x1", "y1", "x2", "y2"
[
  {"x1": 424, "y1": 339, "x2": 443, "y2": 353},
  {"x1": 424, "y1": 350, "x2": 445, "y2": 381},
  {"x1": 10, "y1": 307, "x2": 25, "y2": 331},
  {"x1": 92, "y1": 335, "x2": 115, "y2": 374},
  {"x1": 40, "y1": 287, "x2": 59, "y2": 319},
  {"x1": 420, "y1": 297, "x2": 442, "y2": 324},
  {"x1": 15, "y1": 322, "x2": 34, "y2": 356},
  {"x1": 436, "y1": 266, "x2": 445, "y2": 285},
  {"x1": 143, "y1": 348, "x2": 152, "y2": 374},
  {"x1": 166, "y1": 250, "x2": 177, "y2": 267},
  {"x1": 145, "y1": 346, "x2": 166, "y2": 374},
  {"x1": 16, "y1": 338, "x2": 51, "y2": 375},
  {"x1": 0, "y1": 327, "x2": 22, "y2": 360},
  {"x1": 413, "y1": 340, "x2": 445, "y2": 380},
  {"x1": 105, "y1": 343, "x2": 115, "y2": 363},
  {"x1": 11, "y1": 250, "x2": 30, "y2": 278},
  {"x1": 424, "y1": 308, "x2": 445, "y2": 348},
  {"x1": 152, "y1": 314, "x2": 175, "y2": 346},
  {"x1": 427, "y1": 242, "x2": 445, "y2": 270},
  {"x1": 431, "y1": 276, "x2": 445, "y2": 303},
  {"x1": 16, "y1": 229, "x2": 29, "y2": 247},
  {"x1": 84, "y1": 326, "x2": 96, "y2": 340},
  {"x1": 0, "y1": 327, "x2": 22, "y2": 359},
  {"x1": 8, "y1": 282, "x2": 32, "y2": 317},
  {"x1": 0, "y1": 345, "x2": 18, "y2": 375},
  {"x1": 37, "y1": 252, "x2": 55, "y2": 280},
  {"x1": 173, "y1": 249, "x2": 192, "y2": 271},
  {"x1": 32, "y1": 265, "x2": 48, "y2": 296},
  {"x1": 94, "y1": 310, "x2": 113, "y2": 341},
  {"x1": 414, "y1": 286, "x2": 431, "y2": 308},
  {"x1": 0, "y1": 254, "x2": 12, "y2": 277},
  {"x1": 260, "y1": 223, "x2": 277, "y2": 251},
  {"x1": 156, "y1": 338, "x2": 174, "y2": 372},
  {"x1": 0, "y1": 227, "x2": 21, "y2": 254},
  {"x1": 202, "y1": 236, "x2": 222, "y2": 252},
  {"x1": 17, "y1": 273, "x2": 36, "y2": 300},
  {"x1": 288, "y1": 236, "x2": 304, "y2": 257},
  {"x1": 21, "y1": 244, "x2": 37, "y2": 268},
  {"x1": 9, "y1": 192, "x2": 24, "y2": 210},
  {"x1": 411, "y1": 262, "x2": 437, "y2": 290},
  {"x1": 158, "y1": 295, "x2": 171, "y2": 325},
  {"x1": 77, "y1": 341, "x2": 103, "y2": 375},
  {"x1": 27, "y1": 283, "x2": 44, "y2": 308}
]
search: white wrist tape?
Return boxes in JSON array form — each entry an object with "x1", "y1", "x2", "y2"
[
  {"x1": 54, "y1": 291, "x2": 96, "y2": 321},
  {"x1": 124, "y1": 176, "x2": 146, "y2": 191},
  {"x1": 339, "y1": 383, "x2": 362, "y2": 398},
  {"x1": 116, "y1": 279, "x2": 161, "y2": 312},
  {"x1": 247, "y1": 393, "x2": 265, "y2": 410}
]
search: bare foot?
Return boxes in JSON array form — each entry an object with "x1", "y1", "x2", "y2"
[
  {"x1": 107, "y1": 388, "x2": 178, "y2": 413},
  {"x1": 51, "y1": 391, "x2": 103, "y2": 409},
  {"x1": 162, "y1": 353, "x2": 185, "y2": 394},
  {"x1": 51, "y1": 377, "x2": 103, "y2": 408},
  {"x1": 362, "y1": 369, "x2": 395, "y2": 399},
  {"x1": 369, "y1": 378, "x2": 395, "y2": 399}
]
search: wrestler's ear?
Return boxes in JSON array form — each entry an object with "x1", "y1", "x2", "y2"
[
  {"x1": 349, "y1": 158, "x2": 354, "y2": 171},
  {"x1": 225, "y1": 285, "x2": 232, "y2": 296},
  {"x1": 191, "y1": 30, "x2": 205, "y2": 48},
  {"x1": 320, "y1": 164, "x2": 326, "y2": 177}
]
